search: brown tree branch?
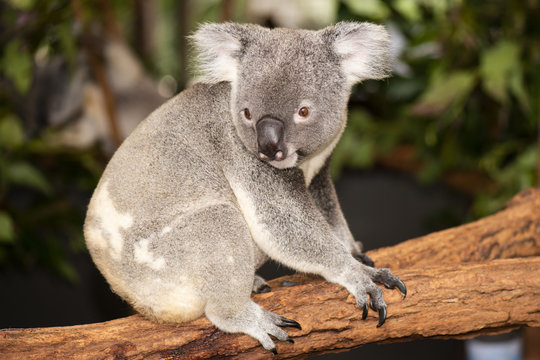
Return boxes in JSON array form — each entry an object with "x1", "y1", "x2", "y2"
[{"x1": 1, "y1": 188, "x2": 540, "y2": 359}]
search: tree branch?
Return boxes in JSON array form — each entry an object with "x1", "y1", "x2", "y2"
[{"x1": 1, "y1": 188, "x2": 539, "y2": 359}]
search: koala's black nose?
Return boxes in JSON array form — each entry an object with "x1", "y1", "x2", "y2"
[{"x1": 256, "y1": 117, "x2": 285, "y2": 161}]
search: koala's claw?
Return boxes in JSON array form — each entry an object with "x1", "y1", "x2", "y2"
[
  {"x1": 279, "y1": 316, "x2": 302, "y2": 330},
  {"x1": 393, "y1": 279, "x2": 407, "y2": 298},
  {"x1": 271, "y1": 347, "x2": 278, "y2": 355},
  {"x1": 376, "y1": 306, "x2": 387, "y2": 327},
  {"x1": 361, "y1": 303, "x2": 369, "y2": 320},
  {"x1": 371, "y1": 268, "x2": 407, "y2": 298},
  {"x1": 381, "y1": 276, "x2": 407, "y2": 298}
]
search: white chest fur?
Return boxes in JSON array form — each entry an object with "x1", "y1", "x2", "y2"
[{"x1": 299, "y1": 124, "x2": 344, "y2": 186}]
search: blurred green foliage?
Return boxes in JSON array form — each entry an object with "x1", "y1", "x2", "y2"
[
  {"x1": 0, "y1": 0, "x2": 105, "y2": 281},
  {"x1": 0, "y1": 114, "x2": 105, "y2": 282},
  {"x1": 0, "y1": 0, "x2": 538, "y2": 280},
  {"x1": 332, "y1": 0, "x2": 539, "y2": 217}
]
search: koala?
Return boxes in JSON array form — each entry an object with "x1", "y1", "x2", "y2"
[{"x1": 84, "y1": 22, "x2": 406, "y2": 353}]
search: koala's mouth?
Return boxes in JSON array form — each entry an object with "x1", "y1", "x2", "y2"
[{"x1": 263, "y1": 150, "x2": 298, "y2": 169}]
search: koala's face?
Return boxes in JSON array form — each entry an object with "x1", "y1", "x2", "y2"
[
  {"x1": 231, "y1": 29, "x2": 349, "y2": 169},
  {"x1": 192, "y1": 23, "x2": 392, "y2": 169}
]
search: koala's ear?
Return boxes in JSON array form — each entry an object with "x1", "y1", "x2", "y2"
[
  {"x1": 324, "y1": 22, "x2": 393, "y2": 86},
  {"x1": 190, "y1": 23, "x2": 246, "y2": 83}
]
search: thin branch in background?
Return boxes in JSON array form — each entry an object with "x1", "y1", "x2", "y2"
[
  {"x1": 220, "y1": 0, "x2": 234, "y2": 22},
  {"x1": 72, "y1": 0, "x2": 122, "y2": 148},
  {"x1": 134, "y1": 0, "x2": 156, "y2": 60}
]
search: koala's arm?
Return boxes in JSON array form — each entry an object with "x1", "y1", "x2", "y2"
[
  {"x1": 308, "y1": 161, "x2": 374, "y2": 266},
  {"x1": 308, "y1": 160, "x2": 358, "y2": 250},
  {"x1": 230, "y1": 165, "x2": 404, "y2": 325}
]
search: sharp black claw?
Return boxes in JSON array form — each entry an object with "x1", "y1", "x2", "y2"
[
  {"x1": 287, "y1": 338, "x2": 295, "y2": 344},
  {"x1": 280, "y1": 316, "x2": 302, "y2": 330},
  {"x1": 271, "y1": 347, "x2": 278, "y2": 355},
  {"x1": 396, "y1": 279, "x2": 407, "y2": 298},
  {"x1": 383, "y1": 279, "x2": 407, "y2": 298},
  {"x1": 377, "y1": 307, "x2": 387, "y2": 328},
  {"x1": 362, "y1": 303, "x2": 368, "y2": 320}
]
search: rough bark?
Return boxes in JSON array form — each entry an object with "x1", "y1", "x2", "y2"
[{"x1": 1, "y1": 188, "x2": 539, "y2": 359}]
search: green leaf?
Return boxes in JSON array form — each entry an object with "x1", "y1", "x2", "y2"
[
  {"x1": 54, "y1": 257, "x2": 80, "y2": 284},
  {"x1": 513, "y1": 145, "x2": 537, "y2": 189},
  {"x1": 7, "y1": 0, "x2": 35, "y2": 10},
  {"x1": 0, "y1": 114, "x2": 25, "y2": 149},
  {"x1": 480, "y1": 41, "x2": 526, "y2": 107},
  {"x1": 0, "y1": 212, "x2": 15, "y2": 243},
  {"x1": 417, "y1": 159, "x2": 443, "y2": 183},
  {"x1": 509, "y1": 67, "x2": 531, "y2": 115},
  {"x1": 344, "y1": 0, "x2": 390, "y2": 20},
  {"x1": 473, "y1": 194, "x2": 505, "y2": 219},
  {"x1": 5, "y1": 162, "x2": 52, "y2": 195},
  {"x1": 393, "y1": 0, "x2": 422, "y2": 21},
  {"x1": 350, "y1": 138, "x2": 375, "y2": 168},
  {"x1": 2, "y1": 40, "x2": 32, "y2": 94},
  {"x1": 348, "y1": 109, "x2": 374, "y2": 132},
  {"x1": 418, "y1": 0, "x2": 461, "y2": 18},
  {"x1": 412, "y1": 70, "x2": 477, "y2": 115},
  {"x1": 56, "y1": 23, "x2": 77, "y2": 68}
]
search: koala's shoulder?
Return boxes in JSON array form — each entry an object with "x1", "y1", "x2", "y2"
[
  {"x1": 137, "y1": 81, "x2": 232, "y2": 134},
  {"x1": 170, "y1": 81, "x2": 231, "y2": 112}
]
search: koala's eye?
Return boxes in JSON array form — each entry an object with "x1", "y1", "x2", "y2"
[
  {"x1": 243, "y1": 108, "x2": 252, "y2": 120},
  {"x1": 298, "y1": 107, "x2": 310, "y2": 118}
]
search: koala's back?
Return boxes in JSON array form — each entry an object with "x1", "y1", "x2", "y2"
[{"x1": 84, "y1": 82, "x2": 248, "y2": 322}]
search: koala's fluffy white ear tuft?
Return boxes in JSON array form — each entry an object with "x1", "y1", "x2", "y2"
[
  {"x1": 326, "y1": 22, "x2": 393, "y2": 86},
  {"x1": 190, "y1": 23, "x2": 245, "y2": 84}
]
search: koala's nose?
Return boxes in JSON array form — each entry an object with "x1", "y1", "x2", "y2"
[{"x1": 256, "y1": 117, "x2": 286, "y2": 161}]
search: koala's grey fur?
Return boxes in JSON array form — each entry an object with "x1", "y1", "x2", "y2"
[{"x1": 84, "y1": 22, "x2": 406, "y2": 353}]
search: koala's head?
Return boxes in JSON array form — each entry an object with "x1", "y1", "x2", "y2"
[{"x1": 191, "y1": 22, "x2": 392, "y2": 169}]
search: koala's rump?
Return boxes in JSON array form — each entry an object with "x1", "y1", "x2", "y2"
[{"x1": 84, "y1": 82, "x2": 260, "y2": 322}]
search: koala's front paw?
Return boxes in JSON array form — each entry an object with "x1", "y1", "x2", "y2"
[
  {"x1": 355, "y1": 267, "x2": 406, "y2": 327},
  {"x1": 371, "y1": 268, "x2": 407, "y2": 297}
]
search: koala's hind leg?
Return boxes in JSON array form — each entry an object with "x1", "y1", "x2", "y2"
[
  {"x1": 187, "y1": 203, "x2": 299, "y2": 352},
  {"x1": 206, "y1": 298, "x2": 300, "y2": 353},
  {"x1": 205, "y1": 252, "x2": 300, "y2": 353}
]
